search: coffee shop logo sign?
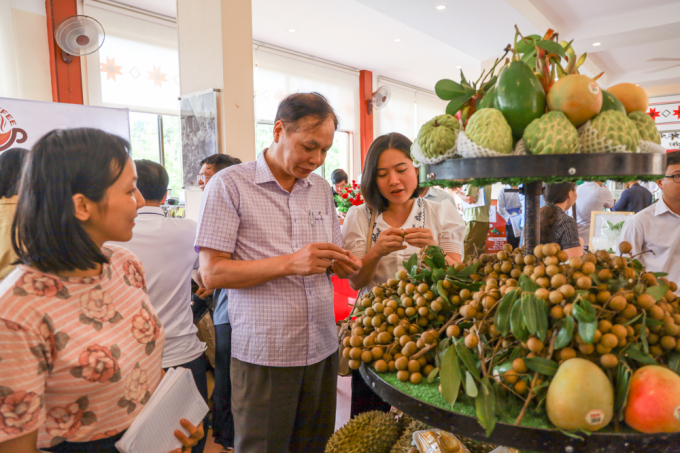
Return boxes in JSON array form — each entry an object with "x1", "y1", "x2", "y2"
[{"x1": 0, "y1": 107, "x2": 27, "y2": 152}]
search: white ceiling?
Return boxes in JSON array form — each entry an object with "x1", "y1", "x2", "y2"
[{"x1": 118, "y1": 0, "x2": 680, "y2": 92}]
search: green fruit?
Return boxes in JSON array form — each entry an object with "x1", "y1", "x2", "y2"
[
  {"x1": 494, "y1": 61, "x2": 547, "y2": 139},
  {"x1": 414, "y1": 114, "x2": 460, "y2": 159},
  {"x1": 465, "y1": 109, "x2": 513, "y2": 154},
  {"x1": 546, "y1": 358, "x2": 614, "y2": 431},
  {"x1": 523, "y1": 111, "x2": 579, "y2": 154},
  {"x1": 389, "y1": 418, "x2": 429, "y2": 453},
  {"x1": 628, "y1": 111, "x2": 661, "y2": 144},
  {"x1": 476, "y1": 86, "x2": 496, "y2": 110},
  {"x1": 579, "y1": 110, "x2": 641, "y2": 153},
  {"x1": 326, "y1": 410, "x2": 400, "y2": 453},
  {"x1": 600, "y1": 89, "x2": 627, "y2": 115}
]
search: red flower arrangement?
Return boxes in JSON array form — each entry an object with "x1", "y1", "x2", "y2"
[{"x1": 334, "y1": 180, "x2": 364, "y2": 213}]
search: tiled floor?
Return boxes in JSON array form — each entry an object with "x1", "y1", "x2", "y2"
[{"x1": 204, "y1": 375, "x2": 353, "y2": 453}]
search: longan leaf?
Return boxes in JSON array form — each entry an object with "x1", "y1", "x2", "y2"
[
  {"x1": 536, "y1": 298, "x2": 549, "y2": 343},
  {"x1": 555, "y1": 315, "x2": 574, "y2": 350},
  {"x1": 668, "y1": 352, "x2": 680, "y2": 376},
  {"x1": 494, "y1": 289, "x2": 517, "y2": 337},
  {"x1": 406, "y1": 254, "x2": 418, "y2": 273},
  {"x1": 640, "y1": 311, "x2": 649, "y2": 354},
  {"x1": 457, "y1": 262, "x2": 480, "y2": 278},
  {"x1": 475, "y1": 379, "x2": 497, "y2": 437},
  {"x1": 519, "y1": 273, "x2": 540, "y2": 292},
  {"x1": 427, "y1": 366, "x2": 440, "y2": 384},
  {"x1": 645, "y1": 284, "x2": 669, "y2": 302},
  {"x1": 465, "y1": 371, "x2": 478, "y2": 398},
  {"x1": 510, "y1": 298, "x2": 529, "y2": 343},
  {"x1": 573, "y1": 302, "x2": 596, "y2": 324},
  {"x1": 437, "y1": 280, "x2": 450, "y2": 304},
  {"x1": 578, "y1": 320, "x2": 597, "y2": 345},
  {"x1": 455, "y1": 340, "x2": 481, "y2": 380},
  {"x1": 522, "y1": 357, "x2": 558, "y2": 376},
  {"x1": 624, "y1": 344, "x2": 657, "y2": 366},
  {"x1": 614, "y1": 361, "x2": 632, "y2": 416},
  {"x1": 652, "y1": 272, "x2": 669, "y2": 278},
  {"x1": 521, "y1": 293, "x2": 539, "y2": 335},
  {"x1": 440, "y1": 346, "x2": 461, "y2": 406}
]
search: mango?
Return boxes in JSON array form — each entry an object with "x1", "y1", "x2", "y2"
[
  {"x1": 600, "y1": 90, "x2": 627, "y2": 115},
  {"x1": 607, "y1": 83, "x2": 649, "y2": 114},
  {"x1": 546, "y1": 358, "x2": 613, "y2": 431},
  {"x1": 625, "y1": 365, "x2": 680, "y2": 433},
  {"x1": 547, "y1": 74, "x2": 603, "y2": 127}
]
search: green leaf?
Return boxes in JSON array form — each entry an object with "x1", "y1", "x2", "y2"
[
  {"x1": 440, "y1": 347, "x2": 461, "y2": 406},
  {"x1": 521, "y1": 293, "x2": 539, "y2": 335},
  {"x1": 624, "y1": 344, "x2": 657, "y2": 365},
  {"x1": 465, "y1": 371, "x2": 478, "y2": 398},
  {"x1": 522, "y1": 357, "x2": 558, "y2": 376},
  {"x1": 519, "y1": 273, "x2": 540, "y2": 292},
  {"x1": 457, "y1": 262, "x2": 479, "y2": 278},
  {"x1": 445, "y1": 94, "x2": 474, "y2": 116},
  {"x1": 536, "y1": 298, "x2": 549, "y2": 342},
  {"x1": 645, "y1": 317, "x2": 663, "y2": 328},
  {"x1": 476, "y1": 379, "x2": 497, "y2": 437},
  {"x1": 482, "y1": 75, "x2": 497, "y2": 93},
  {"x1": 455, "y1": 340, "x2": 480, "y2": 380},
  {"x1": 521, "y1": 50, "x2": 537, "y2": 71},
  {"x1": 632, "y1": 259, "x2": 644, "y2": 272},
  {"x1": 555, "y1": 315, "x2": 574, "y2": 350},
  {"x1": 668, "y1": 352, "x2": 680, "y2": 376},
  {"x1": 494, "y1": 289, "x2": 517, "y2": 337},
  {"x1": 435, "y1": 79, "x2": 467, "y2": 100},
  {"x1": 460, "y1": 70, "x2": 468, "y2": 86},
  {"x1": 573, "y1": 302, "x2": 596, "y2": 324},
  {"x1": 537, "y1": 39, "x2": 566, "y2": 58},
  {"x1": 640, "y1": 311, "x2": 649, "y2": 354},
  {"x1": 427, "y1": 366, "x2": 440, "y2": 384},
  {"x1": 646, "y1": 284, "x2": 669, "y2": 302},
  {"x1": 614, "y1": 361, "x2": 632, "y2": 415},
  {"x1": 436, "y1": 281, "x2": 450, "y2": 304},
  {"x1": 622, "y1": 313, "x2": 643, "y2": 327},
  {"x1": 578, "y1": 320, "x2": 597, "y2": 345},
  {"x1": 517, "y1": 34, "x2": 541, "y2": 54},
  {"x1": 406, "y1": 254, "x2": 417, "y2": 273},
  {"x1": 559, "y1": 429, "x2": 585, "y2": 441},
  {"x1": 652, "y1": 272, "x2": 669, "y2": 278},
  {"x1": 510, "y1": 298, "x2": 529, "y2": 342}
]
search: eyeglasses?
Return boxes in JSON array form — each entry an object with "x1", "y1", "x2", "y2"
[
  {"x1": 664, "y1": 174, "x2": 680, "y2": 183},
  {"x1": 197, "y1": 174, "x2": 212, "y2": 183}
]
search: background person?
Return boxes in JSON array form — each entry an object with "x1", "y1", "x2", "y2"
[
  {"x1": 497, "y1": 185, "x2": 522, "y2": 249},
  {"x1": 619, "y1": 152, "x2": 680, "y2": 295},
  {"x1": 197, "y1": 154, "x2": 242, "y2": 192},
  {"x1": 613, "y1": 180, "x2": 653, "y2": 213},
  {"x1": 455, "y1": 184, "x2": 492, "y2": 258},
  {"x1": 195, "y1": 93, "x2": 361, "y2": 453},
  {"x1": 0, "y1": 128, "x2": 202, "y2": 453},
  {"x1": 342, "y1": 132, "x2": 465, "y2": 417},
  {"x1": 110, "y1": 160, "x2": 208, "y2": 453},
  {"x1": 575, "y1": 180, "x2": 615, "y2": 247},
  {"x1": 540, "y1": 182, "x2": 584, "y2": 258},
  {"x1": 0, "y1": 148, "x2": 28, "y2": 281},
  {"x1": 422, "y1": 185, "x2": 456, "y2": 206}
]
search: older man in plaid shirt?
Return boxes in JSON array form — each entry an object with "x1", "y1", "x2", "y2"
[{"x1": 195, "y1": 93, "x2": 362, "y2": 453}]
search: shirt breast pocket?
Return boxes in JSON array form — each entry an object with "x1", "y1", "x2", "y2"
[{"x1": 312, "y1": 213, "x2": 333, "y2": 244}]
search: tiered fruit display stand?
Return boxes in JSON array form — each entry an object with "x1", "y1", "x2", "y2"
[{"x1": 358, "y1": 152, "x2": 678, "y2": 453}]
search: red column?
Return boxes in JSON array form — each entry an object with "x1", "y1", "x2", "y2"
[
  {"x1": 359, "y1": 70, "x2": 373, "y2": 171},
  {"x1": 45, "y1": 0, "x2": 83, "y2": 104}
]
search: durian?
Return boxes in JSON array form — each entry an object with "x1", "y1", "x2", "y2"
[
  {"x1": 523, "y1": 111, "x2": 579, "y2": 154},
  {"x1": 578, "y1": 110, "x2": 640, "y2": 153},
  {"x1": 465, "y1": 109, "x2": 513, "y2": 154},
  {"x1": 457, "y1": 435, "x2": 498, "y2": 453},
  {"x1": 390, "y1": 418, "x2": 429, "y2": 453},
  {"x1": 415, "y1": 114, "x2": 460, "y2": 159},
  {"x1": 326, "y1": 411, "x2": 400, "y2": 453},
  {"x1": 628, "y1": 111, "x2": 661, "y2": 144}
]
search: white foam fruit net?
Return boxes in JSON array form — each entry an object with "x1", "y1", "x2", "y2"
[
  {"x1": 456, "y1": 131, "x2": 513, "y2": 158},
  {"x1": 513, "y1": 139, "x2": 528, "y2": 156},
  {"x1": 577, "y1": 120, "x2": 636, "y2": 153},
  {"x1": 638, "y1": 140, "x2": 666, "y2": 154},
  {"x1": 410, "y1": 140, "x2": 458, "y2": 166}
]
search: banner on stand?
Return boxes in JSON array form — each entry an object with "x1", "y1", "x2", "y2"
[{"x1": 0, "y1": 97, "x2": 130, "y2": 152}]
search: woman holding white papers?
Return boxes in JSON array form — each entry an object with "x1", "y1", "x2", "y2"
[{"x1": 0, "y1": 129, "x2": 203, "y2": 453}]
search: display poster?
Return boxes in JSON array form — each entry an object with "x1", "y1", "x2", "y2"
[
  {"x1": 486, "y1": 201, "x2": 507, "y2": 253},
  {"x1": 180, "y1": 89, "x2": 218, "y2": 189},
  {"x1": 0, "y1": 97, "x2": 129, "y2": 152},
  {"x1": 588, "y1": 211, "x2": 634, "y2": 254}
]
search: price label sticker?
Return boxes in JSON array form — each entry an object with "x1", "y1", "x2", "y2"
[{"x1": 585, "y1": 409, "x2": 605, "y2": 426}]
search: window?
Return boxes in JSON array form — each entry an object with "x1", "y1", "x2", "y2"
[
  {"x1": 255, "y1": 122, "x2": 350, "y2": 182},
  {"x1": 129, "y1": 112, "x2": 183, "y2": 197}
]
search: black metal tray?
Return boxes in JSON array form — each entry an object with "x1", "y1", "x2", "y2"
[
  {"x1": 419, "y1": 153, "x2": 666, "y2": 183},
  {"x1": 360, "y1": 365, "x2": 680, "y2": 453}
]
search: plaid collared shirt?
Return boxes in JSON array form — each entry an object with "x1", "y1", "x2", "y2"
[{"x1": 194, "y1": 152, "x2": 341, "y2": 367}]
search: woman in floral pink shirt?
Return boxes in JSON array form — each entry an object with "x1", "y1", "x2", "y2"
[{"x1": 0, "y1": 128, "x2": 203, "y2": 453}]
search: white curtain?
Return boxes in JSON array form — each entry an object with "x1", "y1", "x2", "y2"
[
  {"x1": 416, "y1": 91, "x2": 447, "y2": 130},
  {"x1": 254, "y1": 48, "x2": 359, "y2": 132},
  {"x1": 378, "y1": 81, "x2": 416, "y2": 140},
  {"x1": 83, "y1": 2, "x2": 180, "y2": 115},
  {"x1": 0, "y1": 0, "x2": 19, "y2": 98}
]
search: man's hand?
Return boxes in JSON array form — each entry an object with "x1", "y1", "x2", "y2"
[
  {"x1": 288, "y1": 243, "x2": 352, "y2": 276},
  {"x1": 374, "y1": 228, "x2": 407, "y2": 257},
  {"x1": 403, "y1": 228, "x2": 437, "y2": 248},
  {"x1": 332, "y1": 251, "x2": 362, "y2": 279},
  {"x1": 195, "y1": 288, "x2": 214, "y2": 298}
]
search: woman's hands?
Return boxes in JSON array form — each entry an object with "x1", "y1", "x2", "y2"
[
  {"x1": 403, "y1": 228, "x2": 437, "y2": 249},
  {"x1": 169, "y1": 419, "x2": 204, "y2": 453},
  {"x1": 373, "y1": 228, "x2": 407, "y2": 257}
]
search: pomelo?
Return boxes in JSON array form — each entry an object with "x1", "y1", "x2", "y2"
[
  {"x1": 607, "y1": 83, "x2": 648, "y2": 114},
  {"x1": 547, "y1": 74, "x2": 603, "y2": 127}
]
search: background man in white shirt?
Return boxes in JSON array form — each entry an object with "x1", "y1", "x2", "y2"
[
  {"x1": 575, "y1": 181, "x2": 615, "y2": 247},
  {"x1": 112, "y1": 160, "x2": 208, "y2": 453},
  {"x1": 619, "y1": 152, "x2": 680, "y2": 295},
  {"x1": 497, "y1": 185, "x2": 522, "y2": 249}
]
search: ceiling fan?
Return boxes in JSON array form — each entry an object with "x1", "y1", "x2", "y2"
[{"x1": 643, "y1": 57, "x2": 680, "y2": 74}]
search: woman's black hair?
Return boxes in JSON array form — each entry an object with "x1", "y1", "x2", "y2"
[
  {"x1": 12, "y1": 128, "x2": 130, "y2": 273},
  {"x1": 275, "y1": 92, "x2": 339, "y2": 132},
  {"x1": 361, "y1": 133, "x2": 424, "y2": 213},
  {"x1": 331, "y1": 168, "x2": 348, "y2": 185},
  {"x1": 540, "y1": 182, "x2": 576, "y2": 244},
  {"x1": 0, "y1": 148, "x2": 29, "y2": 198}
]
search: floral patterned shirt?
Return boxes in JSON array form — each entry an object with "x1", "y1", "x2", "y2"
[{"x1": 0, "y1": 245, "x2": 165, "y2": 449}]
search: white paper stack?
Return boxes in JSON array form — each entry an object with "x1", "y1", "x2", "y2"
[{"x1": 115, "y1": 367, "x2": 209, "y2": 453}]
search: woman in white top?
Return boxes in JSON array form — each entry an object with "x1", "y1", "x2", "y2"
[{"x1": 341, "y1": 132, "x2": 465, "y2": 416}]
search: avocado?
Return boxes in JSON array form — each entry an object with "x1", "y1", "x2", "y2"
[
  {"x1": 494, "y1": 61, "x2": 546, "y2": 139},
  {"x1": 600, "y1": 89, "x2": 627, "y2": 115}
]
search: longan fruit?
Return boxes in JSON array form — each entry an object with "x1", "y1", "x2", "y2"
[
  {"x1": 559, "y1": 347, "x2": 577, "y2": 361},
  {"x1": 405, "y1": 307, "x2": 416, "y2": 317},
  {"x1": 465, "y1": 333, "x2": 479, "y2": 349},
  {"x1": 342, "y1": 337, "x2": 352, "y2": 348},
  {"x1": 549, "y1": 291, "x2": 564, "y2": 305},
  {"x1": 650, "y1": 345, "x2": 664, "y2": 357},
  {"x1": 418, "y1": 307, "x2": 429, "y2": 317},
  {"x1": 387, "y1": 314, "x2": 400, "y2": 325},
  {"x1": 600, "y1": 354, "x2": 619, "y2": 369},
  {"x1": 563, "y1": 303, "x2": 574, "y2": 317},
  {"x1": 417, "y1": 356, "x2": 428, "y2": 368},
  {"x1": 399, "y1": 335, "x2": 412, "y2": 347},
  {"x1": 534, "y1": 265, "x2": 546, "y2": 277},
  {"x1": 388, "y1": 361, "x2": 397, "y2": 372},
  {"x1": 410, "y1": 372, "x2": 423, "y2": 385},
  {"x1": 402, "y1": 297, "x2": 414, "y2": 308},
  {"x1": 349, "y1": 347, "x2": 363, "y2": 360},
  {"x1": 637, "y1": 294, "x2": 656, "y2": 310},
  {"x1": 402, "y1": 341, "x2": 418, "y2": 357},
  {"x1": 514, "y1": 380, "x2": 528, "y2": 395},
  {"x1": 619, "y1": 241, "x2": 632, "y2": 254},
  {"x1": 405, "y1": 283, "x2": 415, "y2": 295},
  {"x1": 551, "y1": 273, "x2": 566, "y2": 288},
  {"x1": 418, "y1": 317, "x2": 429, "y2": 327},
  {"x1": 421, "y1": 331, "x2": 435, "y2": 344},
  {"x1": 546, "y1": 264, "x2": 560, "y2": 277},
  {"x1": 409, "y1": 325, "x2": 419, "y2": 335},
  {"x1": 650, "y1": 305, "x2": 665, "y2": 321},
  {"x1": 395, "y1": 356, "x2": 409, "y2": 371},
  {"x1": 373, "y1": 359, "x2": 388, "y2": 373},
  {"x1": 527, "y1": 337, "x2": 544, "y2": 353},
  {"x1": 581, "y1": 262, "x2": 596, "y2": 275},
  {"x1": 397, "y1": 370, "x2": 410, "y2": 382},
  {"x1": 598, "y1": 269, "x2": 613, "y2": 282},
  {"x1": 597, "y1": 291, "x2": 612, "y2": 304},
  {"x1": 543, "y1": 243, "x2": 557, "y2": 257},
  {"x1": 361, "y1": 350, "x2": 373, "y2": 363},
  {"x1": 609, "y1": 295, "x2": 627, "y2": 312},
  {"x1": 577, "y1": 276, "x2": 593, "y2": 290},
  {"x1": 550, "y1": 305, "x2": 565, "y2": 320},
  {"x1": 460, "y1": 305, "x2": 477, "y2": 319},
  {"x1": 600, "y1": 333, "x2": 619, "y2": 349},
  {"x1": 560, "y1": 284, "x2": 576, "y2": 298},
  {"x1": 524, "y1": 265, "x2": 535, "y2": 277},
  {"x1": 512, "y1": 358, "x2": 528, "y2": 373},
  {"x1": 342, "y1": 347, "x2": 351, "y2": 359},
  {"x1": 349, "y1": 359, "x2": 362, "y2": 370},
  {"x1": 504, "y1": 369, "x2": 519, "y2": 384},
  {"x1": 407, "y1": 359, "x2": 421, "y2": 373},
  {"x1": 535, "y1": 288, "x2": 550, "y2": 300},
  {"x1": 596, "y1": 343, "x2": 612, "y2": 356},
  {"x1": 365, "y1": 308, "x2": 376, "y2": 317},
  {"x1": 416, "y1": 297, "x2": 427, "y2": 307},
  {"x1": 661, "y1": 336, "x2": 677, "y2": 351},
  {"x1": 417, "y1": 283, "x2": 429, "y2": 294},
  {"x1": 579, "y1": 343, "x2": 595, "y2": 355},
  {"x1": 446, "y1": 325, "x2": 461, "y2": 338},
  {"x1": 622, "y1": 304, "x2": 638, "y2": 320},
  {"x1": 431, "y1": 301, "x2": 443, "y2": 312},
  {"x1": 371, "y1": 347, "x2": 384, "y2": 361}
]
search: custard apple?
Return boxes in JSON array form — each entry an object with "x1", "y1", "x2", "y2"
[
  {"x1": 326, "y1": 410, "x2": 400, "y2": 453},
  {"x1": 579, "y1": 110, "x2": 640, "y2": 153},
  {"x1": 628, "y1": 111, "x2": 661, "y2": 144},
  {"x1": 465, "y1": 108, "x2": 513, "y2": 154},
  {"x1": 415, "y1": 114, "x2": 460, "y2": 159},
  {"x1": 523, "y1": 111, "x2": 579, "y2": 154}
]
